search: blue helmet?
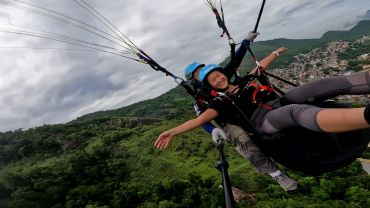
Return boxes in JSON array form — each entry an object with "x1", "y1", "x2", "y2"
[
  {"x1": 199, "y1": 64, "x2": 221, "y2": 83},
  {"x1": 184, "y1": 62, "x2": 205, "y2": 80}
]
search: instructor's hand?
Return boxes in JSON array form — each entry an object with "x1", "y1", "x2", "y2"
[
  {"x1": 155, "y1": 131, "x2": 175, "y2": 150},
  {"x1": 246, "y1": 31, "x2": 260, "y2": 42},
  {"x1": 211, "y1": 128, "x2": 226, "y2": 144}
]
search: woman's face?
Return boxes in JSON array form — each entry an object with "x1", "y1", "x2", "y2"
[{"x1": 207, "y1": 70, "x2": 228, "y2": 90}]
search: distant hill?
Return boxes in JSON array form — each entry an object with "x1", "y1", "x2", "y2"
[
  {"x1": 73, "y1": 85, "x2": 194, "y2": 123},
  {"x1": 364, "y1": 10, "x2": 370, "y2": 20},
  {"x1": 232, "y1": 20, "x2": 370, "y2": 73},
  {"x1": 321, "y1": 20, "x2": 370, "y2": 41}
]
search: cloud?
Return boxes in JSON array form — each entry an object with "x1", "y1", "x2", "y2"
[{"x1": 0, "y1": 0, "x2": 369, "y2": 131}]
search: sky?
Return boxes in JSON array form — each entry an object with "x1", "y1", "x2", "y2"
[{"x1": 0, "y1": 0, "x2": 369, "y2": 131}]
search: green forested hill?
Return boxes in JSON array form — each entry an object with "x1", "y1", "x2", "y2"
[
  {"x1": 74, "y1": 86, "x2": 194, "y2": 123},
  {"x1": 0, "y1": 21, "x2": 370, "y2": 208},
  {"x1": 321, "y1": 20, "x2": 370, "y2": 41}
]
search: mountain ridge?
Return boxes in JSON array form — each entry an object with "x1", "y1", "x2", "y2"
[{"x1": 364, "y1": 10, "x2": 370, "y2": 20}]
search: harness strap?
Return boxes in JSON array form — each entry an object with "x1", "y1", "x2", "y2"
[
  {"x1": 248, "y1": 82, "x2": 274, "y2": 110},
  {"x1": 258, "y1": 103, "x2": 273, "y2": 110}
]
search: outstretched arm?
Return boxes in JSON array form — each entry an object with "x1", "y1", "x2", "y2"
[
  {"x1": 249, "y1": 47, "x2": 287, "y2": 74},
  {"x1": 154, "y1": 109, "x2": 218, "y2": 149},
  {"x1": 193, "y1": 101, "x2": 217, "y2": 134}
]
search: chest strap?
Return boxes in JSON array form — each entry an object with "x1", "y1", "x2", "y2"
[{"x1": 248, "y1": 83, "x2": 274, "y2": 110}]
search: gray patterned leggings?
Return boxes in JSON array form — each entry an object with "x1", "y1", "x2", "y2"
[{"x1": 256, "y1": 71, "x2": 370, "y2": 134}]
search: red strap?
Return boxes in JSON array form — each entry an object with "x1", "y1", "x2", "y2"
[
  {"x1": 258, "y1": 103, "x2": 273, "y2": 110},
  {"x1": 252, "y1": 86, "x2": 260, "y2": 103},
  {"x1": 248, "y1": 82, "x2": 274, "y2": 107},
  {"x1": 210, "y1": 90, "x2": 219, "y2": 97},
  {"x1": 249, "y1": 83, "x2": 259, "y2": 88},
  {"x1": 260, "y1": 85, "x2": 274, "y2": 92}
]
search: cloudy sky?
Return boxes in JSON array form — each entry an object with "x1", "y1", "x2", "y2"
[{"x1": 0, "y1": 0, "x2": 369, "y2": 131}]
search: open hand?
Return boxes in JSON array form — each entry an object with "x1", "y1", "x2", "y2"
[
  {"x1": 154, "y1": 131, "x2": 175, "y2": 150},
  {"x1": 275, "y1": 47, "x2": 288, "y2": 54}
]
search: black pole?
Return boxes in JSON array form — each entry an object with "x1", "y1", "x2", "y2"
[
  {"x1": 215, "y1": 142, "x2": 236, "y2": 208},
  {"x1": 253, "y1": 0, "x2": 267, "y2": 33}
]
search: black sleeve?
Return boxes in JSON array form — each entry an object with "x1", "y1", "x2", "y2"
[
  {"x1": 209, "y1": 99, "x2": 224, "y2": 116},
  {"x1": 221, "y1": 39, "x2": 251, "y2": 79}
]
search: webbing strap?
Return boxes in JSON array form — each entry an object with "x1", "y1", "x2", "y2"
[
  {"x1": 212, "y1": 8, "x2": 232, "y2": 40},
  {"x1": 137, "y1": 51, "x2": 183, "y2": 83},
  {"x1": 210, "y1": 4, "x2": 237, "y2": 79},
  {"x1": 248, "y1": 83, "x2": 274, "y2": 105},
  {"x1": 254, "y1": 0, "x2": 267, "y2": 33}
]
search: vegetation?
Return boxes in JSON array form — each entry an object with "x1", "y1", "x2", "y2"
[
  {"x1": 0, "y1": 21, "x2": 370, "y2": 208},
  {"x1": 338, "y1": 36, "x2": 370, "y2": 72},
  {"x1": 1, "y1": 113, "x2": 369, "y2": 208}
]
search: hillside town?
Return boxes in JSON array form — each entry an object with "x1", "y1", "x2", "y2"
[{"x1": 270, "y1": 35, "x2": 370, "y2": 104}]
